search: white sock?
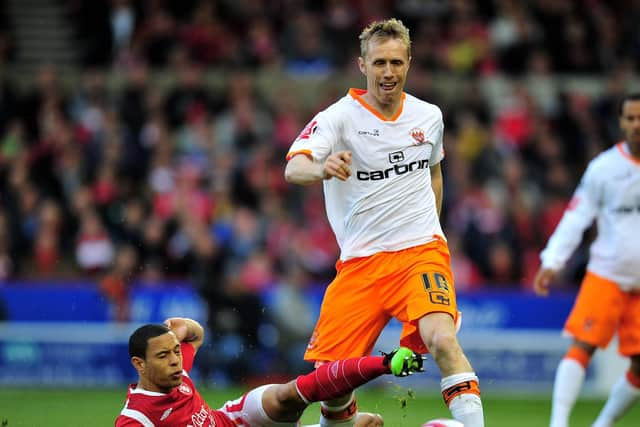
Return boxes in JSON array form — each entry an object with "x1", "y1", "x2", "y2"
[
  {"x1": 441, "y1": 372, "x2": 484, "y2": 427},
  {"x1": 319, "y1": 395, "x2": 356, "y2": 427},
  {"x1": 449, "y1": 393, "x2": 484, "y2": 427},
  {"x1": 550, "y1": 358, "x2": 586, "y2": 427},
  {"x1": 592, "y1": 375, "x2": 640, "y2": 427}
]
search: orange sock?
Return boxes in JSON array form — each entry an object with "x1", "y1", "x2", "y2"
[
  {"x1": 566, "y1": 345, "x2": 591, "y2": 369},
  {"x1": 442, "y1": 379, "x2": 481, "y2": 406}
]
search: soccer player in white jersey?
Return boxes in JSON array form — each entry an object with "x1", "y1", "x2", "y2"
[
  {"x1": 284, "y1": 18, "x2": 484, "y2": 427},
  {"x1": 115, "y1": 316, "x2": 425, "y2": 427},
  {"x1": 533, "y1": 93, "x2": 640, "y2": 427}
]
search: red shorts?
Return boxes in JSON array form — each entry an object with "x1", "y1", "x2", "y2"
[
  {"x1": 565, "y1": 271, "x2": 640, "y2": 356},
  {"x1": 304, "y1": 239, "x2": 458, "y2": 362}
]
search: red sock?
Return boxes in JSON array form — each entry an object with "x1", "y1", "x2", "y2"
[
  {"x1": 295, "y1": 356, "x2": 388, "y2": 402},
  {"x1": 626, "y1": 370, "x2": 640, "y2": 388}
]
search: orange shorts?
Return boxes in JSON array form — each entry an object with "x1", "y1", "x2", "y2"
[
  {"x1": 565, "y1": 271, "x2": 640, "y2": 356},
  {"x1": 304, "y1": 238, "x2": 457, "y2": 362}
]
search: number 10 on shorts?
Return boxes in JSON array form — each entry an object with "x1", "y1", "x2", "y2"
[{"x1": 422, "y1": 272, "x2": 451, "y2": 306}]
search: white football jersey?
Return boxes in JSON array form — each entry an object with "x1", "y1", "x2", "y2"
[
  {"x1": 541, "y1": 142, "x2": 640, "y2": 290},
  {"x1": 287, "y1": 88, "x2": 445, "y2": 261}
]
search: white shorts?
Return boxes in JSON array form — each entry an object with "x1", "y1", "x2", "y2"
[{"x1": 218, "y1": 384, "x2": 300, "y2": 427}]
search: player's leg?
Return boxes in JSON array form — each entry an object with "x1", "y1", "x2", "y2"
[
  {"x1": 550, "y1": 339, "x2": 595, "y2": 427},
  {"x1": 418, "y1": 313, "x2": 483, "y2": 427},
  {"x1": 304, "y1": 256, "x2": 389, "y2": 427},
  {"x1": 384, "y1": 240, "x2": 484, "y2": 427},
  {"x1": 304, "y1": 413, "x2": 385, "y2": 427},
  {"x1": 591, "y1": 355, "x2": 640, "y2": 427},
  {"x1": 551, "y1": 272, "x2": 624, "y2": 427},
  {"x1": 253, "y1": 350, "x2": 422, "y2": 425},
  {"x1": 592, "y1": 292, "x2": 640, "y2": 427}
]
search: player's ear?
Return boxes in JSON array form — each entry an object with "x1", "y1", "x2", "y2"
[
  {"x1": 131, "y1": 356, "x2": 145, "y2": 373},
  {"x1": 358, "y1": 57, "x2": 366, "y2": 75}
]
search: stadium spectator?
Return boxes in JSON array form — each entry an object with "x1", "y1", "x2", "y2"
[
  {"x1": 533, "y1": 93, "x2": 640, "y2": 427},
  {"x1": 75, "y1": 209, "x2": 115, "y2": 273},
  {"x1": 285, "y1": 18, "x2": 483, "y2": 426},
  {"x1": 100, "y1": 243, "x2": 139, "y2": 322},
  {"x1": 116, "y1": 316, "x2": 425, "y2": 426},
  {"x1": 0, "y1": 208, "x2": 13, "y2": 280}
]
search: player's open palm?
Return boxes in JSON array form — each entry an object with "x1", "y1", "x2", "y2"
[
  {"x1": 324, "y1": 151, "x2": 352, "y2": 181},
  {"x1": 533, "y1": 268, "x2": 557, "y2": 297}
]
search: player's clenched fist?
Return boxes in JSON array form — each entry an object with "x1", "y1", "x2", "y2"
[
  {"x1": 324, "y1": 151, "x2": 352, "y2": 181},
  {"x1": 532, "y1": 268, "x2": 557, "y2": 297},
  {"x1": 164, "y1": 317, "x2": 189, "y2": 340}
]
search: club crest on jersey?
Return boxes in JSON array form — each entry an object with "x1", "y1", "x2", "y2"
[
  {"x1": 296, "y1": 120, "x2": 318, "y2": 141},
  {"x1": 410, "y1": 127, "x2": 426, "y2": 145},
  {"x1": 179, "y1": 383, "x2": 192, "y2": 395}
]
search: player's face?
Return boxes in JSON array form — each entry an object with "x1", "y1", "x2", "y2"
[
  {"x1": 141, "y1": 332, "x2": 183, "y2": 393},
  {"x1": 358, "y1": 37, "x2": 410, "y2": 112},
  {"x1": 620, "y1": 100, "x2": 640, "y2": 150}
]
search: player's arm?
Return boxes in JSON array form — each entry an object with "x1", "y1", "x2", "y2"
[
  {"x1": 533, "y1": 164, "x2": 601, "y2": 296},
  {"x1": 164, "y1": 317, "x2": 205, "y2": 352},
  {"x1": 285, "y1": 151, "x2": 352, "y2": 184},
  {"x1": 430, "y1": 162, "x2": 443, "y2": 217}
]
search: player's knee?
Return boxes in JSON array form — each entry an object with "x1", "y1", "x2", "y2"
[
  {"x1": 267, "y1": 382, "x2": 306, "y2": 418},
  {"x1": 427, "y1": 330, "x2": 461, "y2": 362}
]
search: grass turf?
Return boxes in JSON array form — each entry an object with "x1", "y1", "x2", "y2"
[{"x1": 1, "y1": 387, "x2": 640, "y2": 426}]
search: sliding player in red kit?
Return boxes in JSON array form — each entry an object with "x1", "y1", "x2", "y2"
[{"x1": 115, "y1": 317, "x2": 424, "y2": 427}]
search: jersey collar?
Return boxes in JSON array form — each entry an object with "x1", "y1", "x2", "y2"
[
  {"x1": 617, "y1": 141, "x2": 640, "y2": 165},
  {"x1": 348, "y1": 88, "x2": 406, "y2": 122},
  {"x1": 130, "y1": 385, "x2": 168, "y2": 396}
]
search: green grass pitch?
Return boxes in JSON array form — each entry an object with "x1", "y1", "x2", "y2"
[{"x1": 1, "y1": 386, "x2": 639, "y2": 426}]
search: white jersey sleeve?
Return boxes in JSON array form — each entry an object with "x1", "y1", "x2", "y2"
[
  {"x1": 426, "y1": 113, "x2": 444, "y2": 166},
  {"x1": 286, "y1": 110, "x2": 341, "y2": 163},
  {"x1": 540, "y1": 161, "x2": 600, "y2": 270}
]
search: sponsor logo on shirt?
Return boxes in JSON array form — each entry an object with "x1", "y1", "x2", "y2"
[
  {"x1": 188, "y1": 404, "x2": 216, "y2": 427},
  {"x1": 358, "y1": 129, "x2": 380, "y2": 137},
  {"x1": 356, "y1": 157, "x2": 429, "y2": 181},
  {"x1": 389, "y1": 151, "x2": 404, "y2": 163}
]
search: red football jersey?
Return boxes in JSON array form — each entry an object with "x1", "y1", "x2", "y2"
[{"x1": 115, "y1": 343, "x2": 243, "y2": 427}]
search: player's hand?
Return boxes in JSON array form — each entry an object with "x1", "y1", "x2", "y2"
[
  {"x1": 533, "y1": 268, "x2": 557, "y2": 297},
  {"x1": 164, "y1": 317, "x2": 189, "y2": 341},
  {"x1": 355, "y1": 412, "x2": 384, "y2": 426},
  {"x1": 323, "y1": 151, "x2": 352, "y2": 181}
]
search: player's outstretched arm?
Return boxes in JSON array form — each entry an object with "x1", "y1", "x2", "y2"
[{"x1": 164, "y1": 317, "x2": 205, "y2": 351}]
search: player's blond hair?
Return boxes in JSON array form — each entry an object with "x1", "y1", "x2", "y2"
[{"x1": 359, "y1": 18, "x2": 411, "y2": 59}]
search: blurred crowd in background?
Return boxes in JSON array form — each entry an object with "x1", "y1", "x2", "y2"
[{"x1": 0, "y1": 0, "x2": 639, "y2": 323}]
